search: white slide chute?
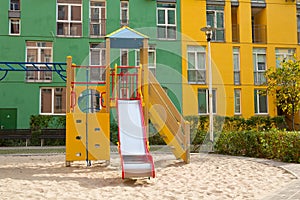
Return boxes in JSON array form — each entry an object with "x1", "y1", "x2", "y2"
[{"x1": 117, "y1": 100, "x2": 155, "y2": 179}]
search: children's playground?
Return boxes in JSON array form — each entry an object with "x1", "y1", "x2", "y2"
[
  {"x1": 0, "y1": 27, "x2": 191, "y2": 179},
  {"x1": 65, "y1": 27, "x2": 190, "y2": 179}
]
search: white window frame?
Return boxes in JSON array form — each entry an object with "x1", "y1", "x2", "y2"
[
  {"x1": 275, "y1": 48, "x2": 295, "y2": 68},
  {"x1": 10, "y1": 0, "x2": 20, "y2": 10},
  {"x1": 135, "y1": 50, "x2": 140, "y2": 66},
  {"x1": 254, "y1": 89, "x2": 268, "y2": 115},
  {"x1": 120, "y1": 1, "x2": 129, "y2": 26},
  {"x1": 233, "y1": 47, "x2": 240, "y2": 85},
  {"x1": 90, "y1": 1, "x2": 106, "y2": 37},
  {"x1": 187, "y1": 46, "x2": 206, "y2": 84},
  {"x1": 135, "y1": 47, "x2": 157, "y2": 76},
  {"x1": 253, "y1": 48, "x2": 266, "y2": 85},
  {"x1": 89, "y1": 43, "x2": 106, "y2": 82},
  {"x1": 40, "y1": 87, "x2": 66, "y2": 115},
  {"x1": 148, "y1": 46, "x2": 156, "y2": 76},
  {"x1": 9, "y1": 19, "x2": 20, "y2": 35},
  {"x1": 157, "y1": 3, "x2": 177, "y2": 40},
  {"x1": 198, "y1": 89, "x2": 217, "y2": 115},
  {"x1": 57, "y1": 1, "x2": 82, "y2": 37},
  {"x1": 234, "y1": 89, "x2": 241, "y2": 115},
  {"x1": 26, "y1": 42, "x2": 53, "y2": 82}
]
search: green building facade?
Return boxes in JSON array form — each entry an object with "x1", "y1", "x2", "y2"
[{"x1": 0, "y1": 0, "x2": 182, "y2": 129}]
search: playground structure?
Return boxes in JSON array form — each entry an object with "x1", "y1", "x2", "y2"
[
  {"x1": 65, "y1": 27, "x2": 190, "y2": 178},
  {"x1": 0, "y1": 26, "x2": 190, "y2": 179}
]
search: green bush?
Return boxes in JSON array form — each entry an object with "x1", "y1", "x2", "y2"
[
  {"x1": 29, "y1": 115, "x2": 66, "y2": 146},
  {"x1": 110, "y1": 120, "x2": 119, "y2": 145},
  {"x1": 214, "y1": 130, "x2": 300, "y2": 163}
]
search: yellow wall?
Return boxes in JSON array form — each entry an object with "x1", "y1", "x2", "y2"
[{"x1": 181, "y1": 0, "x2": 299, "y2": 119}]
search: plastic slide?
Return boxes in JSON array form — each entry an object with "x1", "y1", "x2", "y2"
[{"x1": 117, "y1": 100, "x2": 155, "y2": 179}]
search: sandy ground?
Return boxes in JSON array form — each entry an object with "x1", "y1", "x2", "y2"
[{"x1": 0, "y1": 153, "x2": 296, "y2": 200}]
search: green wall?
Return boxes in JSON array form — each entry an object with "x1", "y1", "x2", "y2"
[{"x1": 0, "y1": 0, "x2": 182, "y2": 128}]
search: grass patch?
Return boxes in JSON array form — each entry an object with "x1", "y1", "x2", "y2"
[{"x1": 0, "y1": 147, "x2": 65, "y2": 155}]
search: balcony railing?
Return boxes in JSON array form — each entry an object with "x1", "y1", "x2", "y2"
[
  {"x1": 251, "y1": 0, "x2": 266, "y2": 7},
  {"x1": 252, "y1": 24, "x2": 267, "y2": 43},
  {"x1": 232, "y1": 24, "x2": 240, "y2": 43},
  {"x1": 234, "y1": 71, "x2": 240, "y2": 85},
  {"x1": 254, "y1": 71, "x2": 266, "y2": 85}
]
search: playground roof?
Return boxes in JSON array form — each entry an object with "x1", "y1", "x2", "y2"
[{"x1": 106, "y1": 26, "x2": 148, "y2": 49}]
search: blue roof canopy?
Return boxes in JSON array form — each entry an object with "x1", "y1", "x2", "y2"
[{"x1": 106, "y1": 26, "x2": 148, "y2": 49}]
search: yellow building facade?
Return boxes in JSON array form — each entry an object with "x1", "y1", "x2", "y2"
[{"x1": 181, "y1": 0, "x2": 299, "y2": 119}]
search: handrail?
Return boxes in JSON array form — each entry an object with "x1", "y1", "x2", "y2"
[{"x1": 148, "y1": 70, "x2": 186, "y2": 143}]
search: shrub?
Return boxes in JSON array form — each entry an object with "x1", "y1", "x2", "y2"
[
  {"x1": 29, "y1": 115, "x2": 66, "y2": 146},
  {"x1": 214, "y1": 130, "x2": 300, "y2": 163}
]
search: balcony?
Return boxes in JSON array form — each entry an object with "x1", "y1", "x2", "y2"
[
  {"x1": 231, "y1": 0, "x2": 239, "y2": 6},
  {"x1": 252, "y1": 24, "x2": 267, "y2": 43},
  {"x1": 232, "y1": 24, "x2": 240, "y2": 43},
  {"x1": 8, "y1": 10, "x2": 21, "y2": 18},
  {"x1": 206, "y1": 0, "x2": 225, "y2": 6},
  {"x1": 251, "y1": 0, "x2": 266, "y2": 8}
]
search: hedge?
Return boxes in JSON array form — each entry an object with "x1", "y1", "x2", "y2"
[{"x1": 214, "y1": 130, "x2": 300, "y2": 163}]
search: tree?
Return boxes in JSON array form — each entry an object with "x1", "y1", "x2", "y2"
[{"x1": 264, "y1": 56, "x2": 300, "y2": 130}]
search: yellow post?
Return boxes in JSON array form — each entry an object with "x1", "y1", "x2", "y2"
[
  {"x1": 138, "y1": 64, "x2": 143, "y2": 105},
  {"x1": 105, "y1": 38, "x2": 111, "y2": 113},
  {"x1": 66, "y1": 56, "x2": 73, "y2": 113},
  {"x1": 114, "y1": 63, "x2": 118, "y2": 100},
  {"x1": 140, "y1": 38, "x2": 149, "y2": 136}
]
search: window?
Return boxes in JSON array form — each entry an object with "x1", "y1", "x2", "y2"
[
  {"x1": 9, "y1": 19, "x2": 20, "y2": 35},
  {"x1": 26, "y1": 42, "x2": 52, "y2": 82},
  {"x1": 10, "y1": 0, "x2": 20, "y2": 10},
  {"x1": 157, "y1": 3, "x2": 176, "y2": 40},
  {"x1": 233, "y1": 47, "x2": 240, "y2": 85},
  {"x1": 135, "y1": 46, "x2": 156, "y2": 76},
  {"x1": 90, "y1": 43, "x2": 106, "y2": 82},
  {"x1": 254, "y1": 89, "x2": 268, "y2": 114},
  {"x1": 207, "y1": 6, "x2": 225, "y2": 41},
  {"x1": 234, "y1": 89, "x2": 241, "y2": 114},
  {"x1": 90, "y1": 1, "x2": 106, "y2": 37},
  {"x1": 40, "y1": 87, "x2": 66, "y2": 115},
  {"x1": 135, "y1": 50, "x2": 140, "y2": 66},
  {"x1": 253, "y1": 48, "x2": 266, "y2": 85},
  {"x1": 148, "y1": 46, "x2": 156, "y2": 76},
  {"x1": 275, "y1": 48, "x2": 295, "y2": 68},
  {"x1": 57, "y1": 0, "x2": 82, "y2": 37},
  {"x1": 187, "y1": 46, "x2": 206, "y2": 84},
  {"x1": 120, "y1": 49, "x2": 128, "y2": 66},
  {"x1": 120, "y1": 1, "x2": 129, "y2": 26},
  {"x1": 198, "y1": 89, "x2": 216, "y2": 115}
]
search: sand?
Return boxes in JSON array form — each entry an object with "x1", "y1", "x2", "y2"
[{"x1": 0, "y1": 153, "x2": 296, "y2": 200}]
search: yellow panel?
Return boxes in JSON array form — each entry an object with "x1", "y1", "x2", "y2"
[
  {"x1": 66, "y1": 112, "x2": 110, "y2": 162},
  {"x1": 87, "y1": 113, "x2": 110, "y2": 161},
  {"x1": 66, "y1": 113, "x2": 87, "y2": 161}
]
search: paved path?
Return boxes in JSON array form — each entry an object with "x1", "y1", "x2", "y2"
[{"x1": 238, "y1": 157, "x2": 300, "y2": 200}]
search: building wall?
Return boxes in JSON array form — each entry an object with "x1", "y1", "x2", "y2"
[
  {"x1": 0, "y1": 0, "x2": 182, "y2": 129},
  {"x1": 181, "y1": 0, "x2": 299, "y2": 118}
]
